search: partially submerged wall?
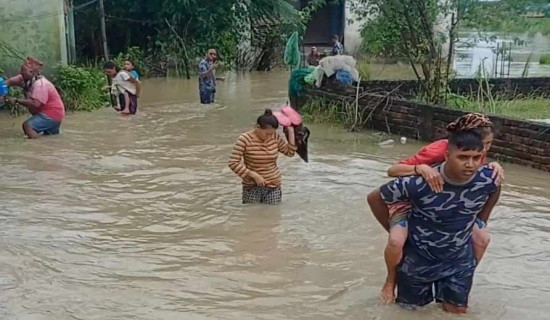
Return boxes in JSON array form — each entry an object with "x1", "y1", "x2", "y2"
[
  {"x1": 0, "y1": 0, "x2": 67, "y2": 75},
  {"x1": 302, "y1": 84, "x2": 550, "y2": 171}
]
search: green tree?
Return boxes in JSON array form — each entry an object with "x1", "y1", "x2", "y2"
[
  {"x1": 351, "y1": 0, "x2": 479, "y2": 104},
  {"x1": 73, "y1": 0, "x2": 301, "y2": 75}
]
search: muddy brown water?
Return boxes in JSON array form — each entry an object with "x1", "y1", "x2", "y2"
[{"x1": 0, "y1": 72, "x2": 549, "y2": 319}]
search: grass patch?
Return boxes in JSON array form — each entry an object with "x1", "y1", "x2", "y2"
[
  {"x1": 446, "y1": 94, "x2": 550, "y2": 120},
  {"x1": 356, "y1": 58, "x2": 371, "y2": 80},
  {"x1": 301, "y1": 98, "x2": 368, "y2": 130},
  {"x1": 356, "y1": 58, "x2": 418, "y2": 80},
  {"x1": 301, "y1": 98, "x2": 348, "y2": 125},
  {"x1": 540, "y1": 54, "x2": 550, "y2": 65},
  {"x1": 463, "y1": 17, "x2": 550, "y2": 36}
]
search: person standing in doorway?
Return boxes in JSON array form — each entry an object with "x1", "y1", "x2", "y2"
[
  {"x1": 199, "y1": 49, "x2": 225, "y2": 104},
  {"x1": 1, "y1": 57, "x2": 65, "y2": 138},
  {"x1": 331, "y1": 35, "x2": 344, "y2": 56}
]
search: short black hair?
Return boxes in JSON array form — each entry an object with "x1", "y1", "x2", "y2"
[
  {"x1": 257, "y1": 109, "x2": 279, "y2": 129},
  {"x1": 103, "y1": 61, "x2": 120, "y2": 72},
  {"x1": 448, "y1": 129, "x2": 484, "y2": 151}
]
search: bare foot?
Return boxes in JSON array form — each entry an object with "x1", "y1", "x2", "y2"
[{"x1": 379, "y1": 282, "x2": 396, "y2": 305}]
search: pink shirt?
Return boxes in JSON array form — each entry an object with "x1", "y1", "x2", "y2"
[
  {"x1": 9, "y1": 75, "x2": 65, "y2": 122},
  {"x1": 399, "y1": 139, "x2": 486, "y2": 165}
]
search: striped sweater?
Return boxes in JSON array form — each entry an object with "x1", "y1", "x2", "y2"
[{"x1": 229, "y1": 131, "x2": 296, "y2": 188}]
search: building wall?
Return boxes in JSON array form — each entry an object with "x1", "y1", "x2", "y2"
[
  {"x1": 344, "y1": 1, "x2": 363, "y2": 55},
  {"x1": 0, "y1": 0, "x2": 67, "y2": 75}
]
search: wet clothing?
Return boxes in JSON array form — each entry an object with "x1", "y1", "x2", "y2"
[
  {"x1": 112, "y1": 71, "x2": 138, "y2": 114},
  {"x1": 380, "y1": 164, "x2": 499, "y2": 307},
  {"x1": 388, "y1": 139, "x2": 488, "y2": 226},
  {"x1": 229, "y1": 131, "x2": 296, "y2": 189},
  {"x1": 118, "y1": 92, "x2": 138, "y2": 115},
  {"x1": 8, "y1": 75, "x2": 65, "y2": 122},
  {"x1": 401, "y1": 139, "x2": 488, "y2": 166},
  {"x1": 27, "y1": 113, "x2": 61, "y2": 135},
  {"x1": 242, "y1": 186, "x2": 282, "y2": 205},
  {"x1": 112, "y1": 71, "x2": 137, "y2": 96},
  {"x1": 199, "y1": 59, "x2": 216, "y2": 104},
  {"x1": 129, "y1": 70, "x2": 140, "y2": 80}
]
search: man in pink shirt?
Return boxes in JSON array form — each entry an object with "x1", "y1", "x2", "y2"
[{"x1": 1, "y1": 57, "x2": 65, "y2": 139}]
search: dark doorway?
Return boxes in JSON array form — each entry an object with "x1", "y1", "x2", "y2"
[{"x1": 299, "y1": 0, "x2": 345, "y2": 46}]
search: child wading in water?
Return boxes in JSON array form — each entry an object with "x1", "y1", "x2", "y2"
[
  {"x1": 377, "y1": 113, "x2": 505, "y2": 304},
  {"x1": 103, "y1": 61, "x2": 141, "y2": 115}
]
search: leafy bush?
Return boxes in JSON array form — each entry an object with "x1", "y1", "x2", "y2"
[
  {"x1": 359, "y1": 16, "x2": 405, "y2": 59},
  {"x1": 53, "y1": 65, "x2": 109, "y2": 112}
]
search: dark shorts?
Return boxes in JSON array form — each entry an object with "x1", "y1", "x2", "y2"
[
  {"x1": 199, "y1": 86, "x2": 215, "y2": 104},
  {"x1": 26, "y1": 113, "x2": 61, "y2": 135},
  {"x1": 397, "y1": 245, "x2": 476, "y2": 308},
  {"x1": 397, "y1": 265, "x2": 475, "y2": 308},
  {"x1": 242, "y1": 186, "x2": 282, "y2": 205},
  {"x1": 118, "y1": 93, "x2": 138, "y2": 114}
]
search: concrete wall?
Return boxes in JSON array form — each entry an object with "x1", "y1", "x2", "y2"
[
  {"x1": 0, "y1": 0, "x2": 67, "y2": 75},
  {"x1": 301, "y1": 83, "x2": 550, "y2": 172}
]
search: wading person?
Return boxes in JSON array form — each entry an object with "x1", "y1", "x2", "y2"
[
  {"x1": 198, "y1": 49, "x2": 225, "y2": 104},
  {"x1": 368, "y1": 129, "x2": 501, "y2": 313},
  {"x1": 229, "y1": 109, "x2": 296, "y2": 205},
  {"x1": 377, "y1": 113, "x2": 504, "y2": 304},
  {"x1": 103, "y1": 61, "x2": 141, "y2": 115},
  {"x1": 1, "y1": 57, "x2": 65, "y2": 138}
]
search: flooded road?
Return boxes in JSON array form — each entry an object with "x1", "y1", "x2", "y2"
[{"x1": 0, "y1": 72, "x2": 549, "y2": 319}]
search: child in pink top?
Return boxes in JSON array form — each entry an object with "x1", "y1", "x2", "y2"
[
  {"x1": 1, "y1": 57, "x2": 65, "y2": 138},
  {"x1": 377, "y1": 113, "x2": 504, "y2": 304}
]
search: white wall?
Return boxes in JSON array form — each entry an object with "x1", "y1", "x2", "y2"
[{"x1": 344, "y1": 1, "x2": 364, "y2": 55}]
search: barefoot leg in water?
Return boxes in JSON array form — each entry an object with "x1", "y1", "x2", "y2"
[
  {"x1": 381, "y1": 223, "x2": 408, "y2": 304},
  {"x1": 472, "y1": 223, "x2": 490, "y2": 263}
]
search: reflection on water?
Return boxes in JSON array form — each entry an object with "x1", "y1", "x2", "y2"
[
  {"x1": 455, "y1": 31, "x2": 550, "y2": 78},
  {"x1": 0, "y1": 72, "x2": 549, "y2": 319}
]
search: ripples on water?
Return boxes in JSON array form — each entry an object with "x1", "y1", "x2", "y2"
[{"x1": 0, "y1": 73, "x2": 549, "y2": 319}]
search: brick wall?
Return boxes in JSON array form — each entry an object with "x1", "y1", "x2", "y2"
[
  {"x1": 301, "y1": 84, "x2": 550, "y2": 171},
  {"x1": 358, "y1": 77, "x2": 550, "y2": 98}
]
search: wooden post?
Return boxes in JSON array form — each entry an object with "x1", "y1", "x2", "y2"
[{"x1": 99, "y1": 0, "x2": 109, "y2": 61}]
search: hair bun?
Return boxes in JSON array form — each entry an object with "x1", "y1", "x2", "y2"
[{"x1": 264, "y1": 109, "x2": 273, "y2": 116}]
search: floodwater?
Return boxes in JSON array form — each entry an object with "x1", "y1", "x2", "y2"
[
  {"x1": 455, "y1": 31, "x2": 550, "y2": 78},
  {"x1": 0, "y1": 72, "x2": 549, "y2": 320}
]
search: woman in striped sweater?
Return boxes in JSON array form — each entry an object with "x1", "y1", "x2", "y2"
[{"x1": 229, "y1": 109, "x2": 296, "y2": 205}]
